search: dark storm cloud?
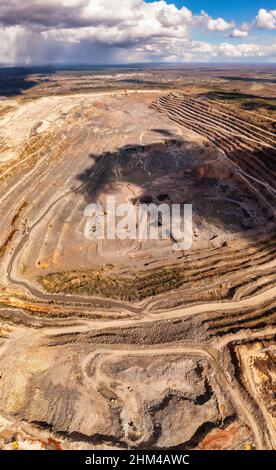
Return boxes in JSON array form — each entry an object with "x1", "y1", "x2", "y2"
[{"x1": 0, "y1": 0, "x2": 119, "y2": 29}]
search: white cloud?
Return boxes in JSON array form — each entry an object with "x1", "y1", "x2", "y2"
[
  {"x1": 256, "y1": 8, "x2": 276, "y2": 29},
  {"x1": 206, "y1": 17, "x2": 235, "y2": 32},
  {"x1": 217, "y1": 43, "x2": 266, "y2": 58},
  {"x1": 0, "y1": 1, "x2": 274, "y2": 64},
  {"x1": 230, "y1": 28, "x2": 249, "y2": 38},
  {"x1": 196, "y1": 11, "x2": 235, "y2": 32}
]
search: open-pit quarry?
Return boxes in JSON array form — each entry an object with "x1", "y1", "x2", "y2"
[{"x1": 0, "y1": 83, "x2": 275, "y2": 450}]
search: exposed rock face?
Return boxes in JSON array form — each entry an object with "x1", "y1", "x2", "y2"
[
  {"x1": 0, "y1": 327, "x2": 235, "y2": 448},
  {"x1": 0, "y1": 86, "x2": 275, "y2": 450}
]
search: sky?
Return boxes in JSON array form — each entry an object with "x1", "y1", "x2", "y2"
[
  {"x1": 147, "y1": 1, "x2": 276, "y2": 23},
  {"x1": 0, "y1": 1, "x2": 275, "y2": 65}
]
